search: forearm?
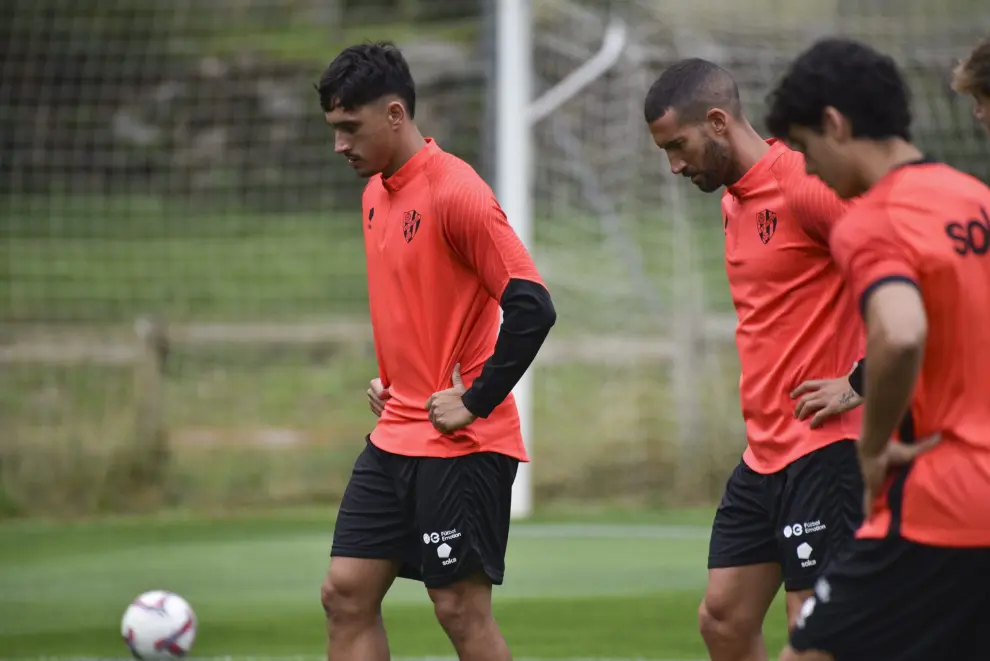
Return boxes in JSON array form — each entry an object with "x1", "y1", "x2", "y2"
[
  {"x1": 860, "y1": 341, "x2": 922, "y2": 456},
  {"x1": 461, "y1": 279, "x2": 556, "y2": 418}
]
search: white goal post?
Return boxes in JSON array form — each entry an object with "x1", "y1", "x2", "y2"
[{"x1": 496, "y1": 0, "x2": 629, "y2": 519}]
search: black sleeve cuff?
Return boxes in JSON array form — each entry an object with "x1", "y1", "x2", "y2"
[
  {"x1": 849, "y1": 358, "x2": 865, "y2": 396},
  {"x1": 461, "y1": 278, "x2": 556, "y2": 418},
  {"x1": 461, "y1": 386, "x2": 486, "y2": 419}
]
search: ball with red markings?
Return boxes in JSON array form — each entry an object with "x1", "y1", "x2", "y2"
[{"x1": 121, "y1": 590, "x2": 197, "y2": 660}]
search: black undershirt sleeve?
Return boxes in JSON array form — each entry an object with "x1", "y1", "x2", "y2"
[
  {"x1": 849, "y1": 358, "x2": 866, "y2": 396},
  {"x1": 460, "y1": 278, "x2": 556, "y2": 418}
]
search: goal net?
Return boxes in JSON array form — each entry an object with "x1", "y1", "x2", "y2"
[
  {"x1": 526, "y1": 0, "x2": 989, "y2": 502},
  {"x1": 1, "y1": 0, "x2": 987, "y2": 516}
]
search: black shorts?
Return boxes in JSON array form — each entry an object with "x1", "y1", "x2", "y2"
[
  {"x1": 708, "y1": 439, "x2": 863, "y2": 591},
  {"x1": 790, "y1": 536, "x2": 990, "y2": 661},
  {"x1": 330, "y1": 437, "x2": 519, "y2": 589}
]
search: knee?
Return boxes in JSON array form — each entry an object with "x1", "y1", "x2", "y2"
[
  {"x1": 429, "y1": 583, "x2": 491, "y2": 640},
  {"x1": 320, "y1": 572, "x2": 376, "y2": 625},
  {"x1": 698, "y1": 595, "x2": 758, "y2": 646},
  {"x1": 697, "y1": 598, "x2": 722, "y2": 641}
]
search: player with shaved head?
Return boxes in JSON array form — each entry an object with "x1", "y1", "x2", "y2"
[{"x1": 644, "y1": 59, "x2": 867, "y2": 661}]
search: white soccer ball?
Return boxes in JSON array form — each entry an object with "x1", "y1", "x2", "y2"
[{"x1": 121, "y1": 590, "x2": 197, "y2": 660}]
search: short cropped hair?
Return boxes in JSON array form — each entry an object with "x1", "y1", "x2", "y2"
[
  {"x1": 765, "y1": 38, "x2": 912, "y2": 141},
  {"x1": 316, "y1": 41, "x2": 416, "y2": 117},
  {"x1": 952, "y1": 35, "x2": 990, "y2": 97},
  {"x1": 644, "y1": 58, "x2": 742, "y2": 124}
]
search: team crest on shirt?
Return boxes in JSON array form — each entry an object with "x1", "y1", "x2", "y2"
[
  {"x1": 403, "y1": 210, "x2": 422, "y2": 243},
  {"x1": 757, "y1": 208, "x2": 778, "y2": 244}
]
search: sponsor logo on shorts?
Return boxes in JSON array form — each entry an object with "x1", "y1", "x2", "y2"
[
  {"x1": 423, "y1": 529, "x2": 462, "y2": 544},
  {"x1": 437, "y1": 542, "x2": 457, "y2": 566},
  {"x1": 815, "y1": 577, "x2": 831, "y2": 603},
  {"x1": 783, "y1": 519, "x2": 826, "y2": 538},
  {"x1": 796, "y1": 542, "x2": 816, "y2": 568},
  {"x1": 795, "y1": 595, "x2": 817, "y2": 629}
]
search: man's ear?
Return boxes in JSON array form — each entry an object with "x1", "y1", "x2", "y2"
[
  {"x1": 822, "y1": 106, "x2": 852, "y2": 142},
  {"x1": 707, "y1": 107, "x2": 729, "y2": 136},
  {"x1": 387, "y1": 100, "x2": 406, "y2": 128}
]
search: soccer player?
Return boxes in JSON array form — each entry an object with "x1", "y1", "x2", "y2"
[
  {"x1": 952, "y1": 34, "x2": 990, "y2": 133},
  {"x1": 315, "y1": 42, "x2": 556, "y2": 661},
  {"x1": 765, "y1": 37, "x2": 990, "y2": 661},
  {"x1": 643, "y1": 60, "x2": 866, "y2": 661}
]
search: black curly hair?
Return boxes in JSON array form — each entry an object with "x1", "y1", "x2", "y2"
[
  {"x1": 765, "y1": 38, "x2": 911, "y2": 141},
  {"x1": 316, "y1": 41, "x2": 416, "y2": 117}
]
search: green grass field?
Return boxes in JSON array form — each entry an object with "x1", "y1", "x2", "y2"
[
  {"x1": 1, "y1": 342, "x2": 745, "y2": 516},
  {"x1": 1, "y1": 194, "x2": 733, "y2": 327},
  {"x1": 0, "y1": 506, "x2": 790, "y2": 660}
]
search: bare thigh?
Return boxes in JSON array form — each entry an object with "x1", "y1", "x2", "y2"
[
  {"x1": 702, "y1": 563, "x2": 782, "y2": 632},
  {"x1": 322, "y1": 556, "x2": 401, "y2": 614}
]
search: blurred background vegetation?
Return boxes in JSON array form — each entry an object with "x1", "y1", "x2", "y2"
[{"x1": 1, "y1": 0, "x2": 987, "y2": 518}]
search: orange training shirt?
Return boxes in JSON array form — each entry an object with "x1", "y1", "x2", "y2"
[
  {"x1": 363, "y1": 138, "x2": 542, "y2": 461},
  {"x1": 831, "y1": 160, "x2": 990, "y2": 547},
  {"x1": 722, "y1": 139, "x2": 864, "y2": 474}
]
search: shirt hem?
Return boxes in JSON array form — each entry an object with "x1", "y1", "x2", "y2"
[
  {"x1": 742, "y1": 433, "x2": 856, "y2": 475},
  {"x1": 369, "y1": 431, "x2": 530, "y2": 463},
  {"x1": 857, "y1": 526, "x2": 990, "y2": 548}
]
